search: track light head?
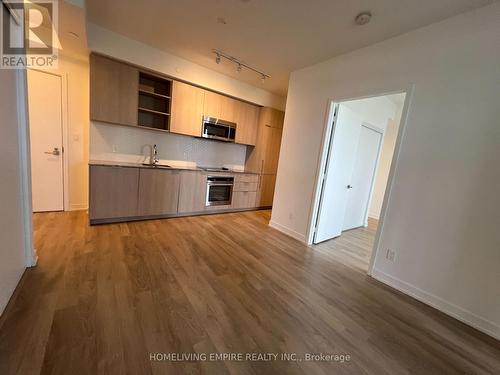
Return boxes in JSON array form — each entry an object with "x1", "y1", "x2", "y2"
[
  {"x1": 215, "y1": 53, "x2": 221, "y2": 64},
  {"x1": 237, "y1": 64, "x2": 242, "y2": 72},
  {"x1": 261, "y1": 74, "x2": 266, "y2": 84}
]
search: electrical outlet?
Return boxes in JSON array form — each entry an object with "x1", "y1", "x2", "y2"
[{"x1": 386, "y1": 249, "x2": 396, "y2": 262}]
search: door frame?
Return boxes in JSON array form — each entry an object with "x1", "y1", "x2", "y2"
[
  {"x1": 28, "y1": 68, "x2": 69, "y2": 211},
  {"x1": 306, "y1": 85, "x2": 414, "y2": 277}
]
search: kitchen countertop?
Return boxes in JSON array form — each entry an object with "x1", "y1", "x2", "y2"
[{"x1": 89, "y1": 160, "x2": 259, "y2": 174}]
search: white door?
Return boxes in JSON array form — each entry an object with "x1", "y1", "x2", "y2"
[
  {"x1": 342, "y1": 125, "x2": 383, "y2": 231},
  {"x1": 314, "y1": 104, "x2": 363, "y2": 243},
  {"x1": 28, "y1": 70, "x2": 64, "y2": 212}
]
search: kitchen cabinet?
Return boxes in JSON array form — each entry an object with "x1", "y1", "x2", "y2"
[
  {"x1": 89, "y1": 165, "x2": 139, "y2": 220},
  {"x1": 203, "y1": 90, "x2": 223, "y2": 119},
  {"x1": 178, "y1": 171, "x2": 207, "y2": 213},
  {"x1": 202, "y1": 90, "x2": 240, "y2": 123},
  {"x1": 170, "y1": 81, "x2": 204, "y2": 137},
  {"x1": 255, "y1": 174, "x2": 277, "y2": 208},
  {"x1": 235, "y1": 102, "x2": 260, "y2": 146},
  {"x1": 245, "y1": 107, "x2": 285, "y2": 174},
  {"x1": 232, "y1": 191, "x2": 258, "y2": 209},
  {"x1": 138, "y1": 169, "x2": 180, "y2": 216},
  {"x1": 220, "y1": 95, "x2": 239, "y2": 123},
  {"x1": 90, "y1": 54, "x2": 139, "y2": 126}
]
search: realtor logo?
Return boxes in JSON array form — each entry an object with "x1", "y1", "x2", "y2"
[{"x1": 1, "y1": 0, "x2": 58, "y2": 69}]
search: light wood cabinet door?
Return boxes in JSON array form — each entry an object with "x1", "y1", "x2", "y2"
[
  {"x1": 255, "y1": 174, "x2": 277, "y2": 208},
  {"x1": 260, "y1": 107, "x2": 285, "y2": 129},
  {"x1": 220, "y1": 95, "x2": 239, "y2": 123},
  {"x1": 138, "y1": 169, "x2": 180, "y2": 216},
  {"x1": 263, "y1": 126, "x2": 283, "y2": 174},
  {"x1": 203, "y1": 90, "x2": 222, "y2": 118},
  {"x1": 89, "y1": 166, "x2": 139, "y2": 220},
  {"x1": 90, "y1": 54, "x2": 139, "y2": 126},
  {"x1": 235, "y1": 102, "x2": 260, "y2": 146},
  {"x1": 178, "y1": 171, "x2": 207, "y2": 213},
  {"x1": 232, "y1": 191, "x2": 257, "y2": 209},
  {"x1": 170, "y1": 81, "x2": 204, "y2": 137}
]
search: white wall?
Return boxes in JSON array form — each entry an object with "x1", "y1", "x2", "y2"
[
  {"x1": 86, "y1": 23, "x2": 286, "y2": 111},
  {"x1": 91, "y1": 122, "x2": 247, "y2": 169},
  {"x1": 0, "y1": 68, "x2": 28, "y2": 315},
  {"x1": 271, "y1": 3, "x2": 500, "y2": 339}
]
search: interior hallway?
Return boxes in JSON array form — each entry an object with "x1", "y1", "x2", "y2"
[
  {"x1": 0, "y1": 211, "x2": 499, "y2": 374},
  {"x1": 313, "y1": 218, "x2": 378, "y2": 273}
]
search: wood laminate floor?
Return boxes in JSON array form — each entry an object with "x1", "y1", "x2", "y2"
[
  {"x1": 312, "y1": 218, "x2": 379, "y2": 272},
  {"x1": 0, "y1": 210, "x2": 499, "y2": 374}
]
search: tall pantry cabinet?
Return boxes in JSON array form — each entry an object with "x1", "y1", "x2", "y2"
[{"x1": 245, "y1": 107, "x2": 285, "y2": 207}]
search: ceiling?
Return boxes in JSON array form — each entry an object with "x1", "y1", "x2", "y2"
[{"x1": 86, "y1": 0, "x2": 497, "y2": 96}]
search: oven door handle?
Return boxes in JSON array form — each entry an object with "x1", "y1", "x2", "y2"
[{"x1": 207, "y1": 183, "x2": 234, "y2": 186}]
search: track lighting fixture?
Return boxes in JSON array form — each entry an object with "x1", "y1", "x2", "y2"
[{"x1": 212, "y1": 49, "x2": 270, "y2": 82}]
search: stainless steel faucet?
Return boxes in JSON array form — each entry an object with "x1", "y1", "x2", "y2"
[{"x1": 152, "y1": 144, "x2": 159, "y2": 165}]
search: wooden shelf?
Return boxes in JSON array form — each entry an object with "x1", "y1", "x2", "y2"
[
  {"x1": 138, "y1": 107, "x2": 170, "y2": 116},
  {"x1": 139, "y1": 89, "x2": 170, "y2": 99}
]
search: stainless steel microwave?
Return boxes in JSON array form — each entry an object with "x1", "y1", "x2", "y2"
[{"x1": 202, "y1": 116, "x2": 236, "y2": 142}]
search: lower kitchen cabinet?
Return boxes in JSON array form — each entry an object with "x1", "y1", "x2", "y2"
[
  {"x1": 178, "y1": 171, "x2": 207, "y2": 213},
  {"x1": 89, "y1": 165, "x2": 139, "y2": 220},
  {"x1": 232, "y1": 191, "x2": 258, "y2": 209},
  {"x1": 138, "y1": 169, "x2": 180, "y2": 216},
  {"x1": 90, "y1": 165, "x2": 265, "y2": 224},
  {"x1": 256, "y1": 174, "x2": 277, "y2": 208}
]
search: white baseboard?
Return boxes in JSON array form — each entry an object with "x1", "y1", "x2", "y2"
[
  {"x1": 269, "y1": 220, "x2": 306, "y2": 243},
  {"x1": 371, "y1": 268, "x2": 500, "y2": 341}
]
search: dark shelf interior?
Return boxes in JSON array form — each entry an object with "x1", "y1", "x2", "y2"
[{"x1": 138, "y1": 72, "x2": 172, "y2": 131}]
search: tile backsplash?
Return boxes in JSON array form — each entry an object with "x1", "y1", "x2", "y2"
[{"x1": 90, "y1": 121, "x2": 248, "y2": 169}]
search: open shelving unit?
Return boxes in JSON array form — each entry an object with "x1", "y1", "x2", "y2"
[{"x1": 138, "y1": 72, "x2": 172, "y2": 131}]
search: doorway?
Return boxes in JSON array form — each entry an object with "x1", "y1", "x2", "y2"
[
  {"x1": 311, "y1": 92, "x2": 407, "y2": 270},
  {"x1": 27, "y1": 69, "x2": 65, "y2": 212}
]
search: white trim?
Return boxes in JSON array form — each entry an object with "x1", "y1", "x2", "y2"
[
  {"x1": 307, "y1": 87, "x2": 413, "y2": 246},
  {"x1": 269, "y1": 220, "x2": 307, "y2": 243},
  {"x1": 15, "y1": 69, "x2": 37, "y2": 267},
  {"x1": 371, "y1": 268, "x2": 500, "y2": 341},
  {"x1": 368, "y1": 85, "x2": 414, "y2": 276}
]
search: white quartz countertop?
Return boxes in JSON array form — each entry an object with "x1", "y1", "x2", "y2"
[{"x1": 89, "y1": 160, "x2": 259, "y2": 174}]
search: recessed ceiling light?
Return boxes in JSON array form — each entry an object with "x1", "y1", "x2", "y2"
[
  {"x1": 68, "y1": 31, "x2": 79, "y2": 38},
  {"x1": 355, "y1": 12, "x2": 372, "y2": 26}
]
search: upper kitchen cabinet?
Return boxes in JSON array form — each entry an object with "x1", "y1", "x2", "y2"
[
  {"x1": 90, "y1": 54, "x2": 139, "y2": 126},
  {"x1": 235, "y1": 102, "x2": 260, "y2": 146},
  {"x1": 203, "y1": 90, "x2": 239, "y2": 123},
  {"x1": 137, "y1": 72, "x2": 172, "y2": 131},
  {"x1": 203, "y1": 90, "x2": 223, "y2": 119},
  {"x1": 170, "y1": 81, "x2": 204, "y2": 137}
]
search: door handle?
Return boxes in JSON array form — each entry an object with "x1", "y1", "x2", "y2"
[
  {"x1": 44, "y1": 147, "x2": 60, "y2": 156},
  {"x1": 347, "y1": 185, "x2": 353, "y2": 189}
]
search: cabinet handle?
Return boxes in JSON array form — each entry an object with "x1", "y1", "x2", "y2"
[
  {"x1": 260, "y1": 160, "x2": 264, "y2": 174},
  {"x1": 258, "y1": 174, "x2": 262, "y2": 189}
]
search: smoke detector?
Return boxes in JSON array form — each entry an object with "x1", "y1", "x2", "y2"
[{"x1": 355, "y1": 12, "x2": 372, "y2": 26}]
